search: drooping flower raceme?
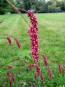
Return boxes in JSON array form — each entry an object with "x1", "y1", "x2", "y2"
[
  {"x1": 29, "y1": 64, "x2": 44, "y2": 83},
  {"x1": 28, "y1": 82, "x2": 36, "y2": 87},
  {"x1": 48, "y1": 67, "x2": 52, "y2": 80},
  {"x1": 14, "y1": 38, "x2": 21, "y2": 49},
  {"x1": 7, "y1": 65, "x2": 12, "y2": 69},
  {"x1": 7, "y1": 37, "x2": 12, "y2": 45},
  {"x1": 64, "y1": 66, "x2": 65, "y2": 72},
  {"x1": 7, "y1": 72, "x2": 15, "y2": 87},
  {"x1": 42, "y1": 54, "x2": 48, "y2": 66},
  {"x1": 34, "y1": 72, "x2": 44, "y2": 83},
  {"x1": 58, "y1": 64, "x2": 62, "y2": 74},
  {"x1": 29, "y1": 64, "x2": 40, "y2": 73},
  {"x1": 27, "y1": 10, "x2": 39, "y2": 62}
]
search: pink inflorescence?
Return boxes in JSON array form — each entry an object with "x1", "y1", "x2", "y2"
[
  {"x1": 42, "y1": 54, "x2": 48, "y2": 66},
  {"x1": 27, "y1": 10, "x2": 39, "y2": 62},
  {"x1": 14, "y1": 38, "x2": 21, "y2": 49},
  {"x1": 58, "y1": 64, "x2": 62, "y2": 74},
  {"x1": 29, "y1": 64, "x2": 40, "y2": 72},
  {"x1": 28, "y1": 82, "x2": 36, "y2": 87},
  {"x1": 7, "y1": 37, "x2": 12, "y2": 45},
  {"x1": 7, "y1": 72, "x2": 15, "y2": 87},
  {"x1": 29, "y1": 64, "x2": 44, "y2": 83},
  {"x1": 7, "y1": 65, "x2": 12, "y2": 69},
  {"x1": 64, "y1": 66, "x2": 65, "y2": 72},
  {"x1": 48, "y1": 67, "x2": 52, "y2": 80},
  {"x1": 34, "y1": 72, "x2": 44, "y2": 83}
]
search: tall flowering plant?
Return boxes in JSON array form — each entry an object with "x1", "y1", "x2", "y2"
[
  {"x1": 29, "y1": 64, "x2": 44, "y2": 83},
  {"x1": 27, "y1": 10, "x2": 39, "y2": 62},
  {"x1": 2, "y1": 0, "x2": 65, "y2": 86}
]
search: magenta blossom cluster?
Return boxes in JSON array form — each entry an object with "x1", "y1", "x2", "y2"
[
  {"x1": 29, "y1": 64, "x2": 40, "y2": 72},
  {"x1": 64, "y1": 66, "x2": 65, "y2": 72},
  {"x1": 28, "y1": 82, "x2": 36, "y2": 87},
  {"x1": 7, "y1": 72, "x2": 15, "y2": 87},
  {"x1": 7, "y1": 65, "x2": 12, "y2": 69},
  {"x1": 7, "y1": 37, "x2": 12, "y2": 45},
  {"x1": 42, "y1": 54, "x2": 48, "y2": 66},
  {"x1": 34, "y1": 72, "x2": 44, "y2": 83},
  {"x1": 58, "y1": 64, "x2": 62, "y2": 74},
  {"x1": 7, "y1": 37, "x2": 21, "y2": 48},
  {"x1": 48, "y1": 67, "x2": 52, "y2": 80},
  {"x1": 29, "y1": 64, "x2": 44, "y2": 83},
  {"x1": 14, "y1": 38, "x2": 21, "y2": 49},
  {"x1": 27, "y1": 10, "x2": 39, "y2": 62},
  {"x1": 42, "y1": 54, "x2": 53, "y2": 80}
]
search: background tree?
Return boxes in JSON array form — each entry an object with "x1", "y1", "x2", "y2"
[
  {"x1": 0, "y1": 0, "x2": 65, "y2": 14},
  {"x1": 0, "y1": 0, "x2": 15, "y2": 14},
  {"x1": 59, "y1": 1, "x2": 65, "y2": 11},
  {"x1": 23, "y1": 0, "x2": 31, "y2": 10},
  {"x1": 47, "y1": 0, "x2": 61, "y2": 12},
  {"x1": 0, "y1": 0, "x2": 9, "y2": 14}
]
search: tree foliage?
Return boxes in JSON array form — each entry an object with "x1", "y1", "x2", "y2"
[
  {"x1": 0, "y1": 0, "x2": 65, "y2": 14},
  {"x1": 0, "y1": 0, "x2": 16, "y2": 14}
]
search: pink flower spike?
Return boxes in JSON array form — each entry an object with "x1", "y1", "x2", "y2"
[
  {"x1": 9, "y1": 75, "x2": 15, "y2": 87},
  {"x1": 27, "y1": 10, "x2": 39, "y2": 62},
  {"x1": 58, "y1": 64, "x2": 62, "y2": 74},
  {"x1": 64, "y1": 66, "x2": 65, "y2": 72},
  {"x1": 42, "y1": 54, "x2": 48, "y2": 66},
  {"x1": 34, "y1": 72, "x2": 38, "y2": 79},
  {"x1": 7, "y1": 72, "x2": 11, "y2": 76},
  {"x1": 10, "y1": 81, "x2": 12, "y2": 87},
  {"x1": 28, "y1": 82, "x2": 36, "y2": 87},
  {"x1": 35, "y1": 66, "x2": 40, "y2": 74},
  {"x1": 11, "y1": 74, "x2": 15, "y2": 82},
  {"x1": 14, "y1": 38, "x2": 21, "y2": 49},
  {"x1": 48, "y1": 67, "x2": 52, "y2": 80},
  {"x1": 7, "y1": 37, "x2": 12, "y2": 45},
  {"x1": 29, "y1": 64, "x2": 33, "y2": 71},
  {"x1": 32, "y1": 83, "x2": 36, "y2": 87},
  {"x1": 40, "y1": 73, "x2": 44, "y2": 83},
  {"x1": 34, "y1": 72, "x2": 44, "y2": 83},
  {"x1": 7, "y1": 65, "x2": 12, "y2": 69},
  {"x1": 7, "y1": 72, "x2": 15, "y2": 87}
]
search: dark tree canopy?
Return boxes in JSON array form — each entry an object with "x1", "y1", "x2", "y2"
[
  {"x1": 0, "y1": 0, "x2": 8, "y2": 14},
  {"x1": 0, "y1": 0, "x2": 15, "y2": 14},
  {"x1": 0, "y1": 0, "x2": 65, "y2": 14},
  {"x1": 23, "y1": 0, "x2": 31, "y2": 10}
]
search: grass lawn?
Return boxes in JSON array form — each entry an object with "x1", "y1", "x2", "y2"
[{"x1": 0, "y1": 13, "x2": 65, "y2": 87}]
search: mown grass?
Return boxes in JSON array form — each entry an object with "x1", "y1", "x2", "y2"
[{"x1": 0, "y1": 13, "x2": 65, "y2": 87}]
